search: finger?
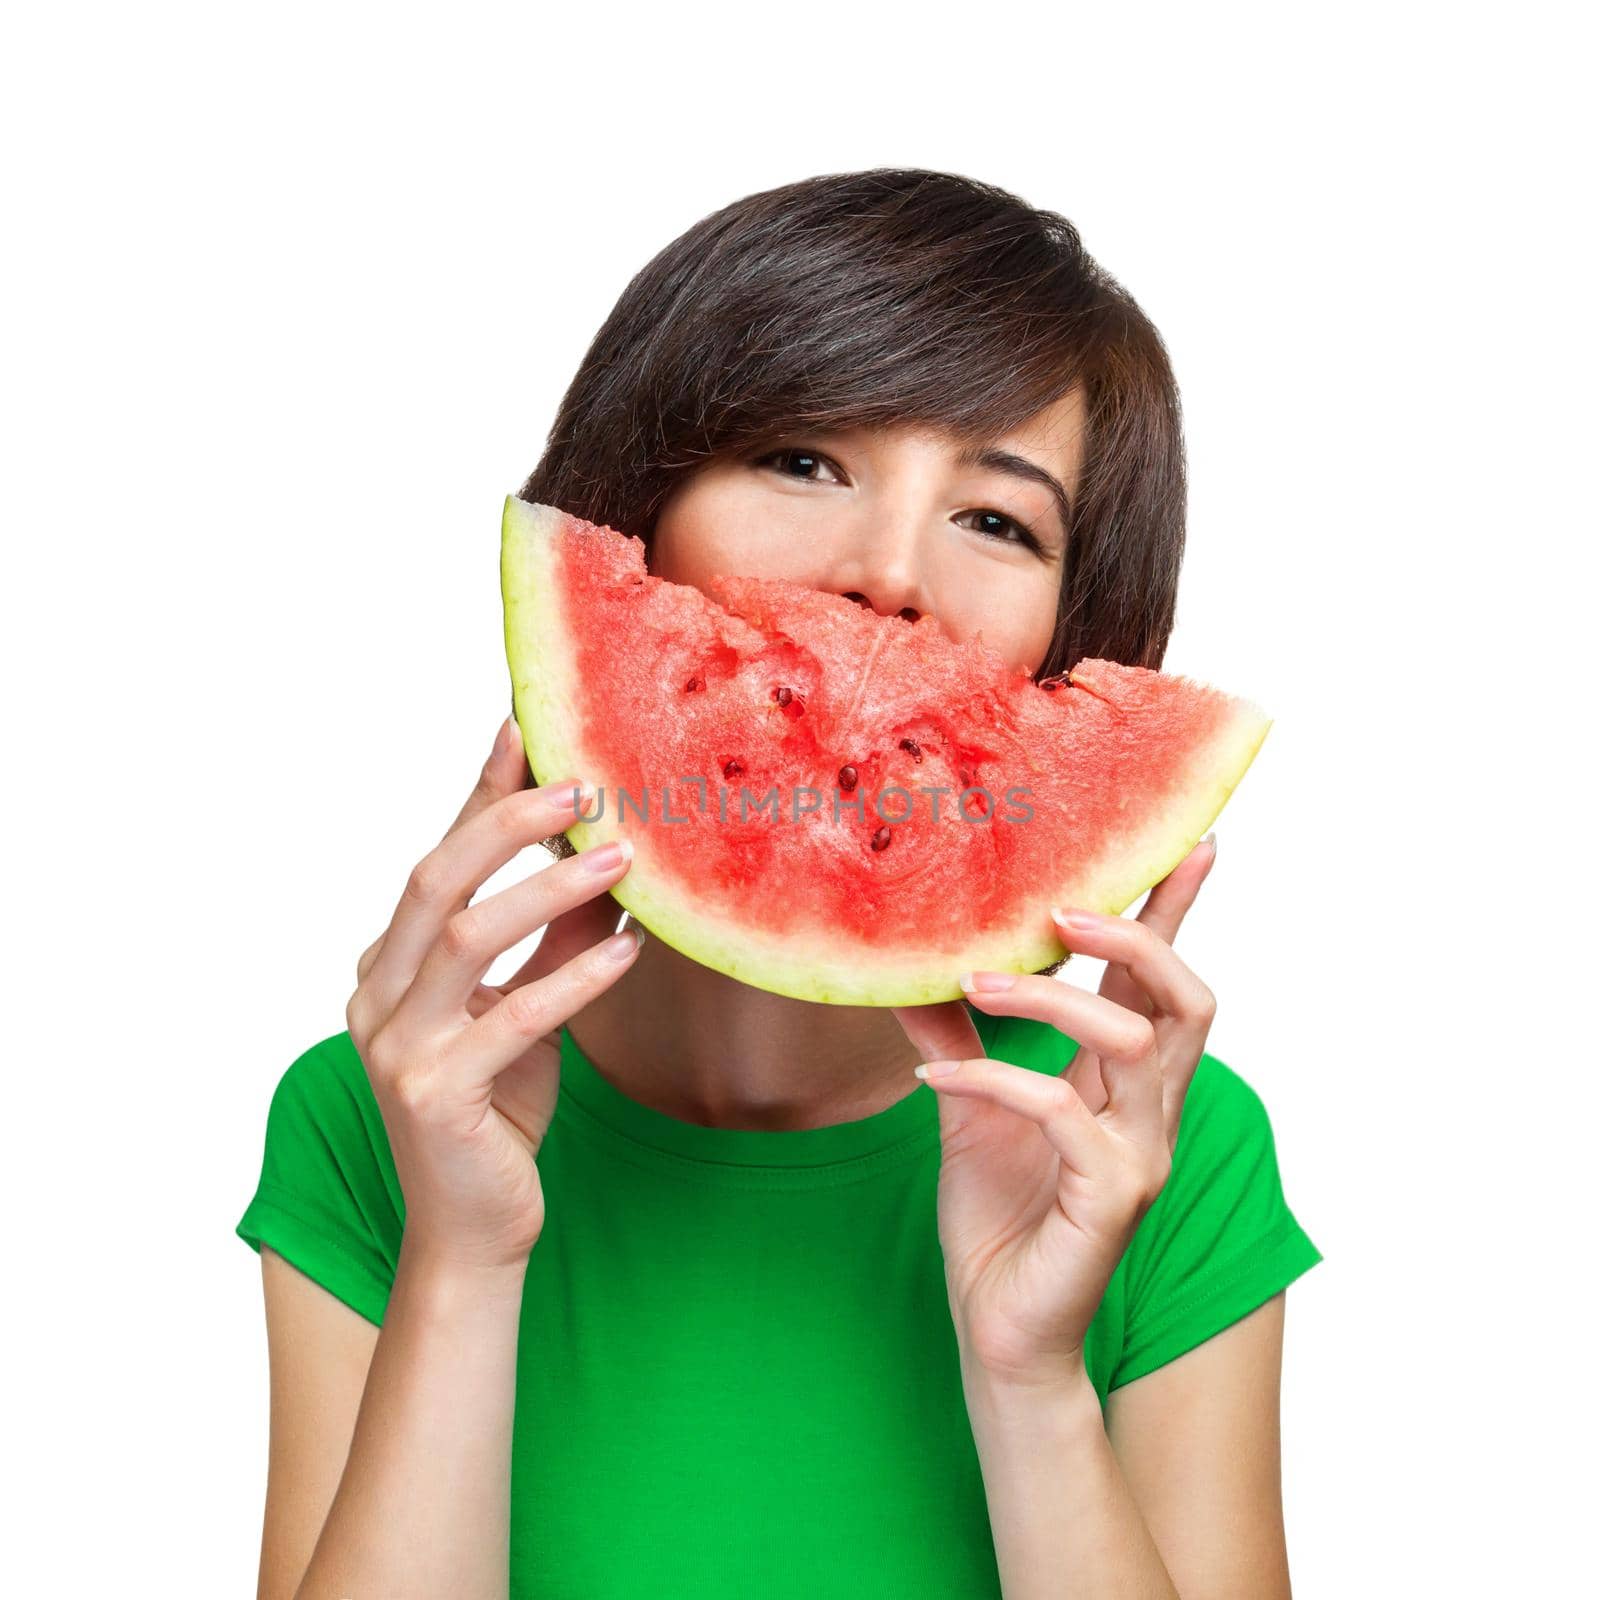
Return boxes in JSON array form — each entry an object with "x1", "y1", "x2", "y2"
[
  {"x1": 395, "y1": 839, "x2": 635, "y2": 1024},
  {"x1": 496, "y1": 894, "x2": 628, "y2": 994},
  {"x1": 913, "y1": 1056, "x2": 1114, "y2": 1181},
  {"x1": 892, "y1": 1000, "x2": 984, "y2": 1064},
  {"x1": 356, "y1": 930, "x2": 386, "y2": 985},
  {"x1": 363, "y1": 718, "x2": 549, "y2": 998},
  {"x1": 455, "y1": 925, "x2": 645, "y2": 1091},
  {"x1": 958, "y1": 972, "x2": 1164, "y2": 1140},
  {"x1": 1047, "y1": 907, "x2": 1217, "y2": 1027},
  {"x1": 958, "y1": 972, "x2": 1155, "y2": 1063},
  {"x1": 1128, "y1": 832, "x2": 1217, "y2": 947},
  {"x1": 1048, "y1": 839, "x2": 1212, "y2": 1021},
  {"x1": 366, "y1": 780, "x2": 591, "y2": 1011},
  {"x1": 1095, "y1": 1035, "x2": 1166, "y2": 1145},
  {"x1": 443, "y1": 716, "x2": 533, "y2": 841}
]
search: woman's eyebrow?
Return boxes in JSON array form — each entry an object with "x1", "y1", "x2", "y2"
[{"x1": 956, "y1": 443, "x2": 1074, "y2": 533}]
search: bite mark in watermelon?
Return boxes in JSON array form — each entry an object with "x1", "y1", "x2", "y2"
[{"x1": 501, "y1": 497, "x2": 1271, "y2": 1007}]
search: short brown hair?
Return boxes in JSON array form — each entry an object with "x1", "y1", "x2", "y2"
[{"x1": 520, "y1": 167, "x2": 1186, "y2": 675}]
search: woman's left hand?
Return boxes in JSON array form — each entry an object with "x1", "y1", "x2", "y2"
[{"x1": 894, "y1": 834, "x2": 1219, "y2": 1390}]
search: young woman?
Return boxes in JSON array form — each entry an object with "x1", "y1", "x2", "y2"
[{"x1": 238, "y1": 168, "x2": 1321, "y2": 1599}]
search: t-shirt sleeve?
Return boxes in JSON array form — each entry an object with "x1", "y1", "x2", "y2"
[
  {"x1": 235, "y1": 1031, "x2": 404, "y2": 1327},
  {"x1": 1109, "y1": 1051, "x2": 1322, "y2": 1391}
]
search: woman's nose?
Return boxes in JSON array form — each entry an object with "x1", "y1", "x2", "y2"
[
  {"x1": 841, "y1": 591, "x2": 922, "y2": 622},
  {"x1": 827, "y1": 523, "x2": 930, "y2": 624}
]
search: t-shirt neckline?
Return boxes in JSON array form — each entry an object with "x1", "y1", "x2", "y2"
[{"x1": 555, "y1": 1010, "x2": 998, "y2": 1177}]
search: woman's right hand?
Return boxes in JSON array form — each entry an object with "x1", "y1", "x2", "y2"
[{"x1": 345, "y1": 715, "x2": 637, "y2": 1273}]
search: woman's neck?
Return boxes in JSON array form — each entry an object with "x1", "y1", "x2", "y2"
[{"x1": 562, "y1": 933, "x2": 928, "y2": 1132}]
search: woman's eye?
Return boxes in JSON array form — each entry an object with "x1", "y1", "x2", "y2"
[
  {"x1": 757, "y1": 447, "x2": 842, "y2": 483},
  {"x1": 961, "y1": 509, "x2": 1039, "y2": 551},
  {"x1": 753, "y1": 452, "x2": 1042, "y2": 555}
]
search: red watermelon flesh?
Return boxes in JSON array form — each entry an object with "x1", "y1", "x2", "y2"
[{"x1": 501, "y1": 497, "x2": 1271, "y2": 1006}]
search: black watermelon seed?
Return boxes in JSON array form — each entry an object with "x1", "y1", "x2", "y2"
[
  {"x1": 684, "y1": 675, "x2": 704, "y2": 693},
  {"x1": 898, "y1": 738, "x2": 923, "y2": 763},
  {"x1": 773, "y1": 686, "x2": 793, "y2": 707},
  {"x1": 838, "y1": 764, "x2": 859, "y2": 791},
  {"x1": 870, "y1": 825, "x2": 892, "y2": 852},
  {"x1": 723, "y1": 759, "x2": 744, "y2": 780}
]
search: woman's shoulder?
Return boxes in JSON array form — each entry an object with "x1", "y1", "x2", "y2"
[
  {"x1": 1182, "y1": 1047, "x2": 1278, "y2": 1146},
  {"x1": 269, "y1": 1028, "x2": 378, "y2": 1112},
  {"x1": 255, "y1": 1030, "x2": 396, "y2": 1175},
  {"x1": 236, "y1": 1031, "x2": 401, "y2": 1325}
]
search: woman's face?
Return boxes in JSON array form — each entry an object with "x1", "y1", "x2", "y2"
[{"x1": 650, "y1": 387, "x2": 1088, "y2": 675}]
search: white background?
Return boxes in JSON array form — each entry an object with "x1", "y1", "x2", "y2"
[{"x1": 5, "y1": 2, "x2": 1593, "y2": 1593}]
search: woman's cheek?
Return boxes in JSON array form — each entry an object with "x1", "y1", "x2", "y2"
[
  {"x1": 924, "y1": 554, "x2": 1058, "y2": 674},
  {"x1": 652, "y1": 476, "x2": 829, "y2": 591}
]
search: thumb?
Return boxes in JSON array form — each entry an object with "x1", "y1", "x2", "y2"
[{"x1": 893, "y1": 1000, "x2": 984, "y2": 1065}]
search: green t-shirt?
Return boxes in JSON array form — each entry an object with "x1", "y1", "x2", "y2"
[{"x1": 237, "y1": 1008, "x2": 1321, "y2": 1597}]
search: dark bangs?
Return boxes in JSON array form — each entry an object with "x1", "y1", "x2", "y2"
[{"x1": 520, "y1": 167, "x2": 1186, "y2": 675}]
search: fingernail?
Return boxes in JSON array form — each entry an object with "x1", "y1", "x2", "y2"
[
  {"x1": 603, "y1": 926, "x2": 644, "y2": 963},
  {"x1": 584, "y1": 838, "x2": 632, "y2": 874},
  {"x1": 1202, "y1": 831, "x2": 1217, "y2": 858},
  {"x1": 959, "y1": 971, "x2": 1015, "y2": 993},
  {"x1": 914, "y1": 1059, "x2": 962, "y2": 1079},
  {"x1": 495, "y1": 716, "x2": 514, "y2": 755},
  {"x1": 551, "y1": 780, "x2": 596, "y2": 813},
  {"x1": 1053, "y1": 907, "x2": 1102, "y2": 932}
]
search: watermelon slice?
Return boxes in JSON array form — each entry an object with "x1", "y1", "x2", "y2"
[{"x1": 501, "y1": 497, "x2": 1271, "y2": 1007}]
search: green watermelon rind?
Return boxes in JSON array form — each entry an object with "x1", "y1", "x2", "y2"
[{"x1": 501, "y1": 496, "x2": 1272, "y2": 1008}]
